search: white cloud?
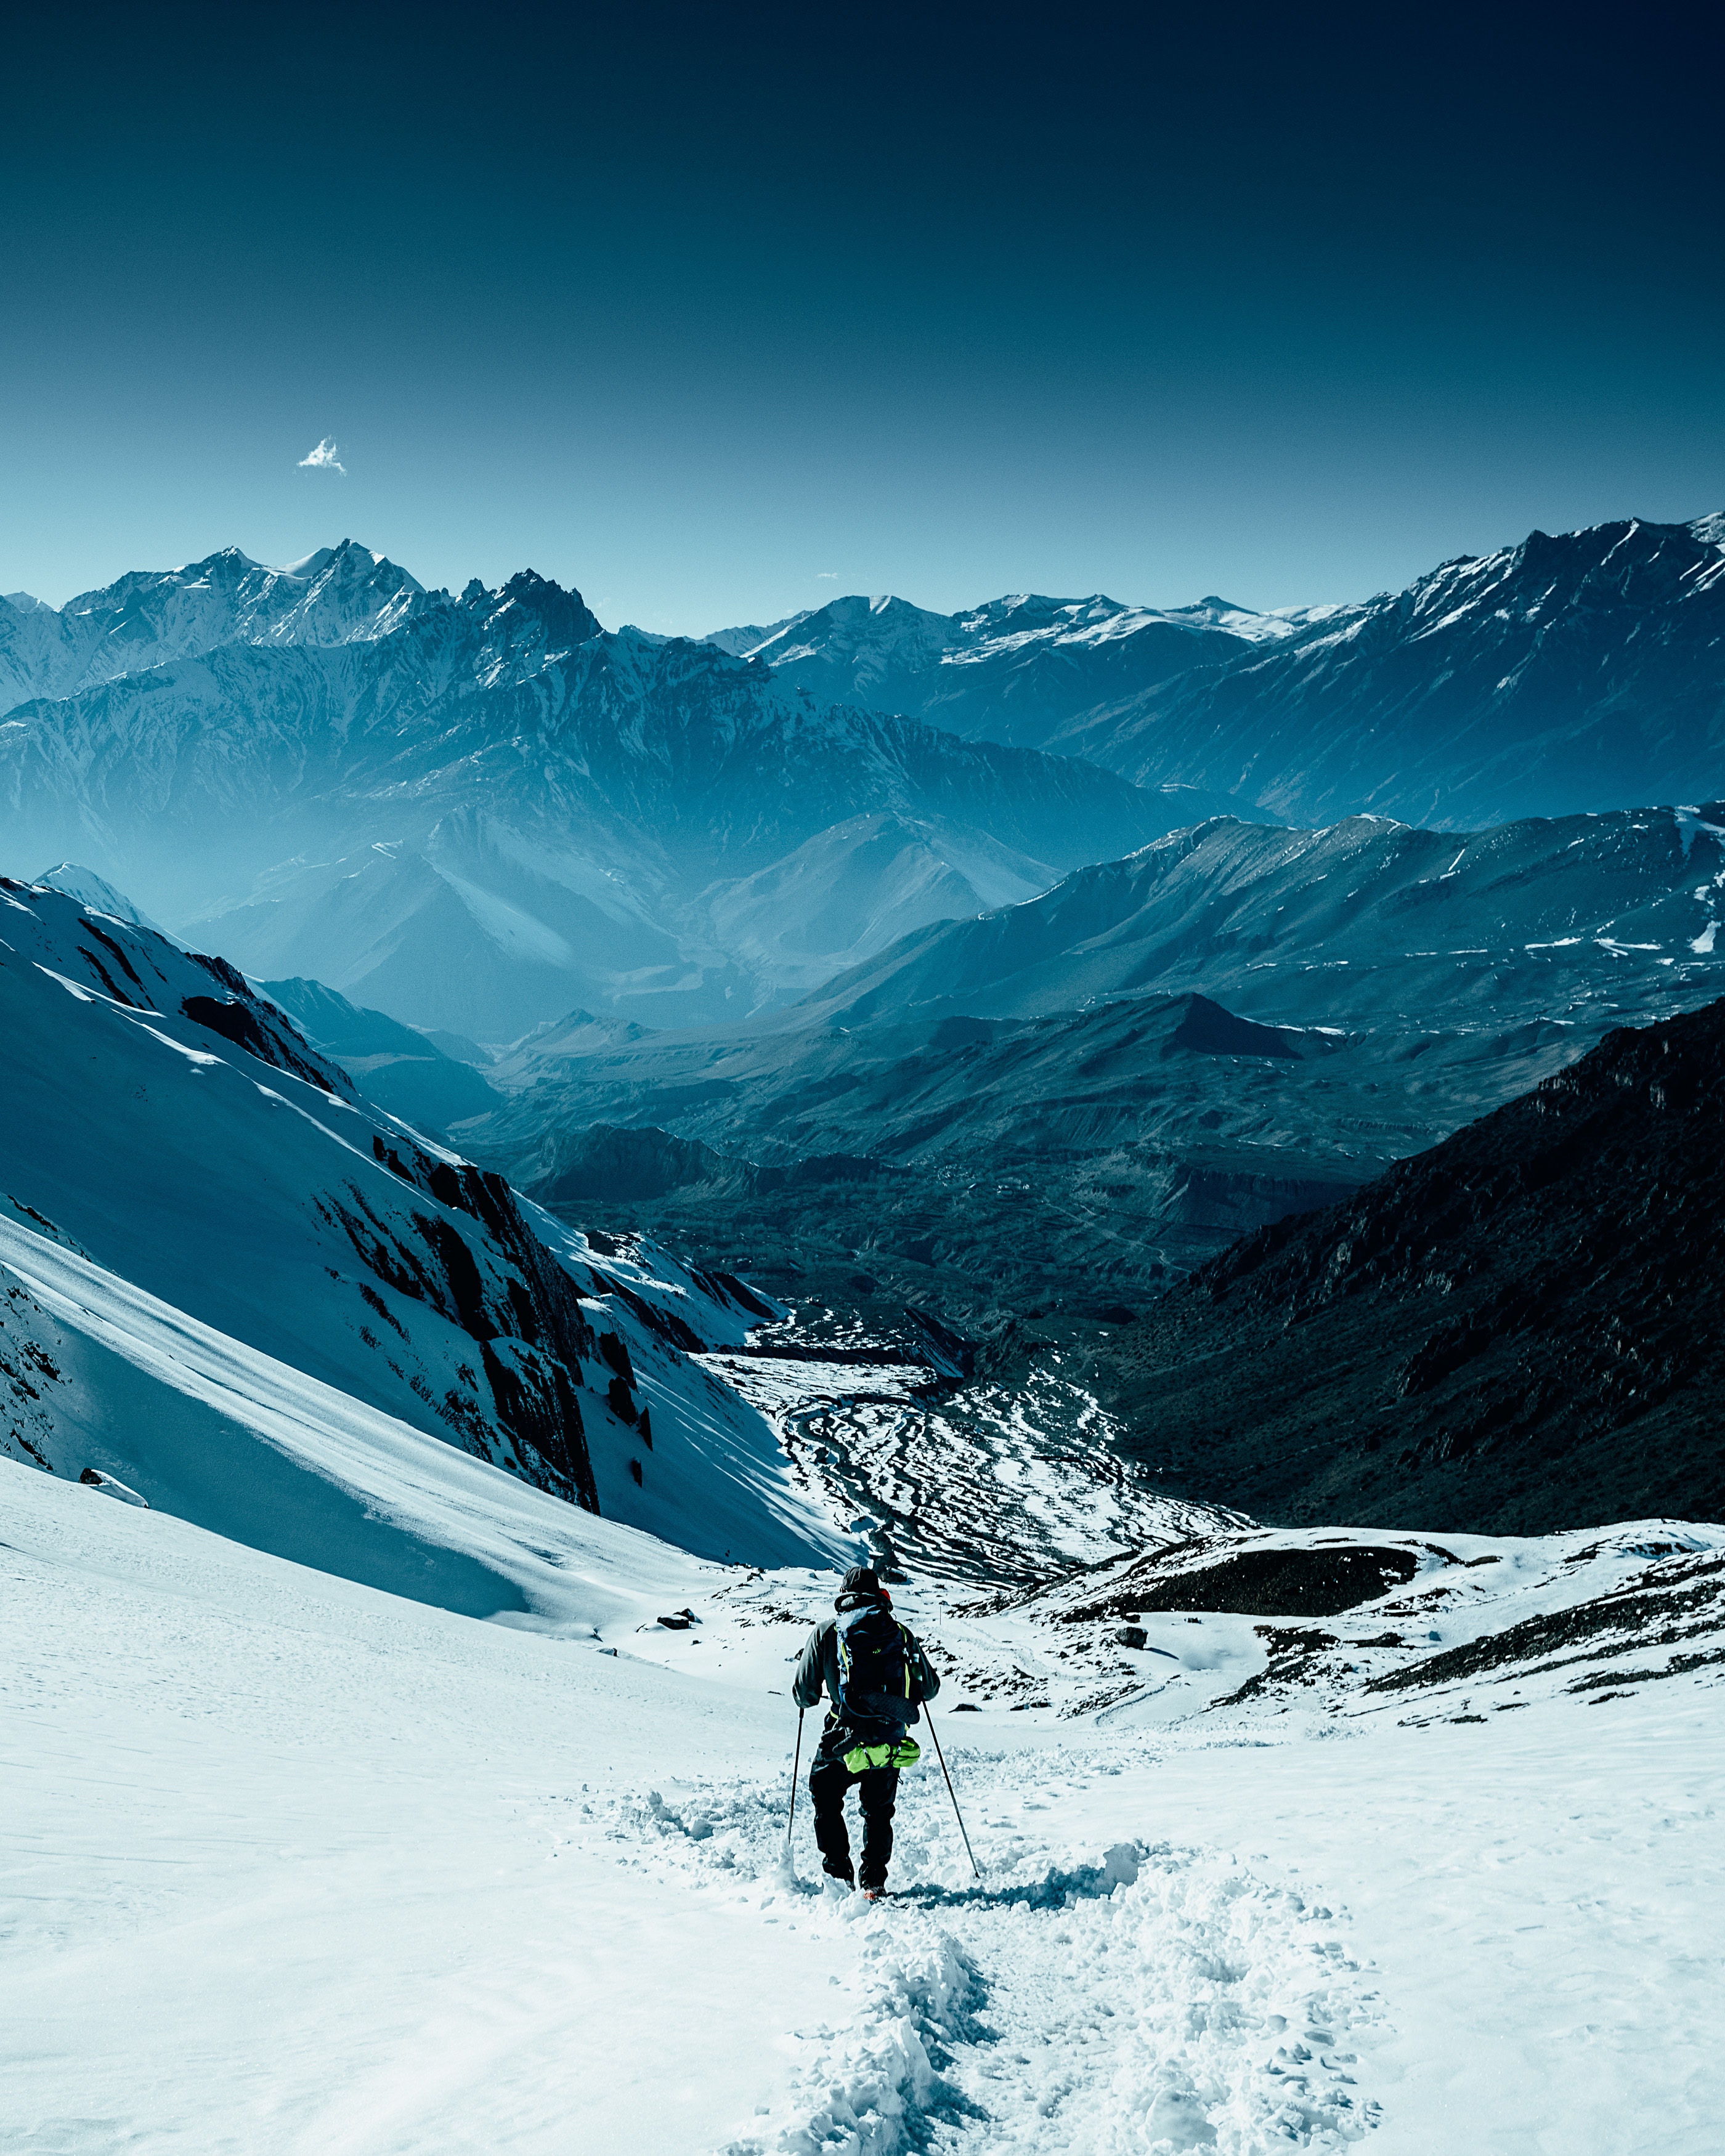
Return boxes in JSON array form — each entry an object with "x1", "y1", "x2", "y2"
[
  {"x1": 816, "y1": 570, "x2": 838, "y2": 578},
  {"x1": 298, "y1": 437, "x2": 346, "y2": 475}
]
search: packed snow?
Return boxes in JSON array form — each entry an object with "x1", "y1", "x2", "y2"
[{"x1": 7, "y1": 1453, "x2": 1722, "y2": 2153}]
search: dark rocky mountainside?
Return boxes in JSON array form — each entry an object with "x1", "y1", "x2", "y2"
[
  {"x1": 476, "y1": 992, "x2": 1387, "y2": 1309},
  {"x1": 463, "y1": 980, "x2": 1617, "y2": 1323},
  {"x1": 1102, "y1": 997, "x2": 1725, "y2": 1535}
]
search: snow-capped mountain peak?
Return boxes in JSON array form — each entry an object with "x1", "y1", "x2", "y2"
[
  {"x1": 696, "y1": 582, "x2": 1285, "y2": 757},
  {"x1": 0, "y1": 543, "x2": 614, "y2": 722},
  {"x1": 33, "y1": 861, "x2": 167, "y2": 933},
  {"x1": 0, "y1": 539, "x2": 432, "y2": 713}
]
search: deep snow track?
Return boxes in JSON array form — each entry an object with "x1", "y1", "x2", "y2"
[{"x1": 572, "y1": 1751, "x2": 1381, "y2": 2154}]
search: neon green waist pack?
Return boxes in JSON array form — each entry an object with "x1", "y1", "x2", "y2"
[{"x1": 842, "y1": 1734, "x2": 922, "y2": 1772}]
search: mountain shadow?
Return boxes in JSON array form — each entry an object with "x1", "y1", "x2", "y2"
[{"x1": 1103, "y1": 995, "x2": 1725, "y2": 1534}]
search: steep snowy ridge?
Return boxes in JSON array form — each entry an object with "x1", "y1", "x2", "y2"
[
  {"x1": 35, "y1": 857, "x2": 168, "y2": 930},
  {"x1": 0, "y1": 878, "x2": 837, "y2": 1565},
  {"x1": 1070, "y1": 514, "x2": 1725, "y2": 825},
  {"x1": 0, "y1": 877, "x2": 354, "y2": 1094}
]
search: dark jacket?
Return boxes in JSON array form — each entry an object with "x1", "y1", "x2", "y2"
[{"x1": 792, "y1": 1590, "x2": 941, "y2": 1724}]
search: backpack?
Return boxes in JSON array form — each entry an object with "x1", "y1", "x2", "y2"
[{"x1": 834, "y1": 1602, "x2": 916, "y2": 1727}]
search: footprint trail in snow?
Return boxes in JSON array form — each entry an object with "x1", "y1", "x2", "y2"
[{"x1": 558, "y1": 1749, "x2": 1384, "y2": 2154}]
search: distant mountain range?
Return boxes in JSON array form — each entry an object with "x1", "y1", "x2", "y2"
[
  {"x1": 707, "y1": 514, "x2": 1725, "y2": 829},
  {"x1": 702, "y1": 589, "x2": 1338, "y2": 750},
  {"x1": 0, "y1": 540, "x2": 438, "y2": 708},
  {"x1": 797, "y1": 801, "x2": 1725, "y2": 1027},
  {"x1": 3, "y1": 511, "x2": 1719, "y2": 1045},
  {"x1": 0, "y1": 544, "x2": 1222, "y2": 1036},
  {"x1": 455, "y1": 801, "x2": 1725, "y2": 1310}
]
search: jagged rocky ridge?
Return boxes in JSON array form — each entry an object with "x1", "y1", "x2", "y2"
[
  {"x1": 0, "y1": 541, "x2": 593, "y2": 711},
  {"x1": 1057, "y1": 516, "x2": 1725, "y2": 826},
  {"x1": 704, "y1": 588, "x2": 1323, "y2": 755},
  {"x1": 708, "y1": 516, "x2": 1725, "y2": 830},
  {"x1": 1100, "y1": 995, "x2": 1725, "y2": 1535}
]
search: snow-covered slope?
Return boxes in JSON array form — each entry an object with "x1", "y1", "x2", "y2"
[
  {"x1": 0, "y1": 877, "x2": 837, "y2": 1565},
  {"x1": 0, "y1": 1217, "x2": 848, "y2": 1609},
  {"x1": 6, "y1": 1451, "x2": 1721, "y2": 2152}
]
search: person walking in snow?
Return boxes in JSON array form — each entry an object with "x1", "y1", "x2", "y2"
[{"x1": 792, "y1": 1564, "x2": 940, "y2": 1897}]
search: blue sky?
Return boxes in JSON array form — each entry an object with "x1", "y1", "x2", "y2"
[{"x1": 4, "y1": 4, "x2": 1719, "y2": 631}]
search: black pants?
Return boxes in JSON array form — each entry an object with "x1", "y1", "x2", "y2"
[{"x1": 809, "y1": 1720, "x2": 899, "y2": 1890}]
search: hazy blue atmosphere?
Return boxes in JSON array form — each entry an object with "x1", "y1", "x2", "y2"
[{"x1": 4, "y1": 2, "x2": 1719, "y2": 628}]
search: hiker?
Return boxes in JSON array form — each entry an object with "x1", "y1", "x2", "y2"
[{"x1": 792, "y1": 1563, "x2": 940, "y2": 1896}]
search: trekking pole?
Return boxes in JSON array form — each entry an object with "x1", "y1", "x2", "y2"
[
  {"x1": 784, "y1": 1709, "x2": 805, "y2": 1855},
  {"x1": 924, "y1": 1705, "x2": 980, "y2": 1879}
]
